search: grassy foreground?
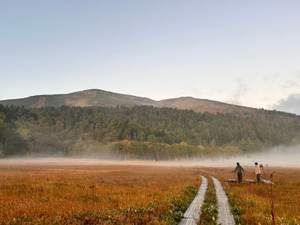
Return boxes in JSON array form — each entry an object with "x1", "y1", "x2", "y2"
[
  {"x1": 0, "y1": 163, "x2": 199, "y2": 224},
  {"x1": 0, "y1": 161, "x2": 299, "y2": 224}
]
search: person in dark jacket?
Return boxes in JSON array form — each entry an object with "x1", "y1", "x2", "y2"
[
  {"x1": 234, "y1": 162, "x2": 244, "y2": 183},
  {"x1": 255, "y1": 162, "x2": 261, "y2": 183}
]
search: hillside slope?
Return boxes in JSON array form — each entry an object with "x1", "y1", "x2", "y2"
[
  {"x1": 0, "y1": 89, "x2": 293, "y2": 119},
  {"x1": 0, "y1": 89, "x2": 156, "y2": 108},
  {"x1": 157, "y1": 97, "x2": 255, "y2": 114}
]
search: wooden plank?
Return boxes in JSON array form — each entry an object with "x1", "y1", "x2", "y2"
[
  {"x1": 211, "y1": 176, "x2": 236, "y2": 225},
  {"x1": 179, "y1": 175, "x2": 207, "y2": 225}
]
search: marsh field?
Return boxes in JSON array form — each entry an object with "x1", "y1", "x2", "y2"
[{"x1": 0, "y1": 159, "x2": 299, "y2": 225}]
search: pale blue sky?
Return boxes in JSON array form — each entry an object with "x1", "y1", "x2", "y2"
[{"x1": 1, "y1": 1, "x2": 300, "y2": 114}]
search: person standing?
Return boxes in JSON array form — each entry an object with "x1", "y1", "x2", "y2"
[
  {"x1": 255, "y1": 162, "x2": 261, "y2": 183},
  {"x1": 234, "y1": 162, "x2": 244, "y2": 183}
]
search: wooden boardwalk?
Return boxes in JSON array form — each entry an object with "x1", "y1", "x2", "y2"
[
  {"x1": 180, "y1": 175, "x2": 236, "y2": 225},
  {"x1": 211, "y1": 176, "x2": 236, "y2": 225},
  {"x1": 179, "y1": 175, "x2": 208, "y2": 225}
]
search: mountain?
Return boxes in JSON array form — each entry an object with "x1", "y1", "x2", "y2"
[
  {"x1": 1, "y1": 90, "x2": 300, "y2": 158},
  {"x1": 0, "y1": 89, "x2": 292, "y2": 117},
  {"x1": 157, "y1": 97, "x2": 255, "y2": 114},
  {"x1": 0, "y1": 89, "x2": 156, "y2": 108}
]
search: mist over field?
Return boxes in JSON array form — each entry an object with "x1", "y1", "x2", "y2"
[
  {"x1": 226, "y1": 145, "x2": 300, "y2": 167},
  {"x1": 1, "y1": 145, "x2": 299, "y2": 168},
  {"x1": 183, "y1": 145, "x2": 300, "y2": 167}
]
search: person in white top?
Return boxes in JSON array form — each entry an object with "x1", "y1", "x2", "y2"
[{"x1": 255, "y1": 162, "x2": 261, "y2": 183}]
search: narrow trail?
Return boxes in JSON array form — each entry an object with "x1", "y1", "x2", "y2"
[
  {"x1": 211, "y1": 176, "x2": 236, "y2": 225},
  {"x1": 179, "y1": 175, "x2": 208, "y2": 225}
]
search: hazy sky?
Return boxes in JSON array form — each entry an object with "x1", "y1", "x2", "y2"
[{"x1": 1, "y1": 1, "x2": 300, "y2": 114}]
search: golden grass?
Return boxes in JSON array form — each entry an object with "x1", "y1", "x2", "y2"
[
  {"x1": 0, "y1": 164, "x2": 200, "y2": 224},
  {"x1": 0, "y1": 163, "x2": 299, "y2": 225}
]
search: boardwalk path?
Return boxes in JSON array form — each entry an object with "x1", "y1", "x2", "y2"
[
  {"x1": 179, "y1": 175, "x2": 208, "y2": 225},
  {"x1": 211, "y1": 176, "x2": 236, "y2": 225}
]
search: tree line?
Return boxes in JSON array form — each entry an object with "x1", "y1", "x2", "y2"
[{"x1": 1, "y1": 104, "x2": 300, "y2": 159}]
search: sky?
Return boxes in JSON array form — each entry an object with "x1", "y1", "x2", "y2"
[{"x1": 1, "y1": 1, "x2": 300, "y2": 114}]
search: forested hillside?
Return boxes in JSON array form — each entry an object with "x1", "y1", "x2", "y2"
[
  {"x1": 0, "y1": 105, "x2": 28, "y2": 156},
  {"x1": 1, "y1": 104, "x2": 300, "y2": 160}
]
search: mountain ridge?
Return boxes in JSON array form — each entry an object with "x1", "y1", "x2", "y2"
[{"x1": 0, "y1": 89, "x2": 294, "y2": 117}]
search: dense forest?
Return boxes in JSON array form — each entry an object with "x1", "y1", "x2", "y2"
[{"x1": 1, "y1": 104, "x2": 300, "y2": 160}]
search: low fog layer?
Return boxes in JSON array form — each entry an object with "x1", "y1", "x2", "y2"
[
  {"x1": 0, "y1": 145, "x2": 299, "y2": 168},
  {"x1": 209, "y1": 145, "x2": 300, "y2": 167}
]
